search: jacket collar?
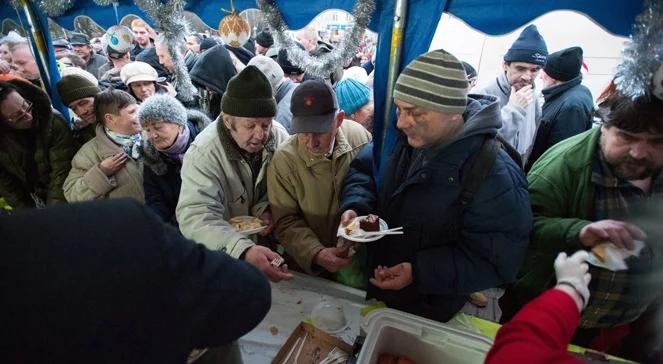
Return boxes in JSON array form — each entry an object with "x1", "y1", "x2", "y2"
[
  {"x1": 542, "y1": 76, "x2": 582, "y2": 101},
  {"x1": 297, "y1": 124, "x2": 353, "y2": 167},
  {"x1": 94, "y1": 123, "x2": 124, "y2": 158}
]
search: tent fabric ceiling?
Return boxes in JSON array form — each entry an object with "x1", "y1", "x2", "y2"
[{"x1": 31, "y1": 0, "x2": 639, "y2": 37}]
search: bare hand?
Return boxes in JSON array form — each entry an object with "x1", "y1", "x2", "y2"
[
  {"x1": 509, "y1": 86, "x2": 533, "y2": 109},
  {"x1": 258, "y1": 210, "x2": 274, "y2": 237},
  {"x1": 369, "y1": 263, "x2": 413, "y2": 290},
  {"x1": 0, "y1": 60, "x2": 10, "y2": 74},
  {"x1": 99, "y1": 153, "x2": 128, "y2": 177},
  {"x1": 163, "y1": 82, "x2": 177, "y2": 97},
  {"x1": 243, "y1": 245, "x2": 293, "y2": 282},
  {"x1": 314, "y1": 246, "x2": 352, "y2": 273},
  {"x1": 340, "y1": 209, "x2": 358, "y2": 227},
  {"x1": 578, "y1": 219, "x2": 647, "y2": 250}
]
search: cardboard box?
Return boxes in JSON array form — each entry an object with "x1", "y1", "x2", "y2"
[{"x1": 272, "y1": 322, "x2": 353, "y2": 364}]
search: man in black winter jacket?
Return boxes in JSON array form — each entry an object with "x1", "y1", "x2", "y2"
[
  {"x1": 0, "y1": 199, "x2": 271, "y2": 364},
  {"x1": 526, "y1": 46, "x2": 594, "y2": 170}
]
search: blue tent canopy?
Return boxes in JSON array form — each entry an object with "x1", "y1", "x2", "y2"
[{"x1": 2, "y1": 0, "x2": 643, "y2": 169}]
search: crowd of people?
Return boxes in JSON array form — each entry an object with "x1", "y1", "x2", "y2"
[{"x1": 0, "y1": 18, "x2": 661, "y2": 364}]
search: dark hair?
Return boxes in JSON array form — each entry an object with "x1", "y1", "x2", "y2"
[
  {"x1": 597, "y1": 90, "x2": 663, "y2": 134},
  {"x1": 94, "y1": 89, "x2": 137, "y2": 125}
]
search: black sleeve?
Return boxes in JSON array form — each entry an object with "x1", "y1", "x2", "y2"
[
  {"x1": 146, "y1": 203, "x2": 272, "y2": 347},
  {"x1": 143, "y1": 166, "x2": 173, "y2": 223}
]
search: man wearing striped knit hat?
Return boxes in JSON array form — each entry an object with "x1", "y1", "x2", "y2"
[{"x1": 339, "y1": 49, "x2": 532, "y2": 322}]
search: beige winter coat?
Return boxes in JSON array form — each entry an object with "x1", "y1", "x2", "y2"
[
  {"x1": 176, "y1": 119, "x2": 288, "y2": 258},
  {"x1": 267, "y1": 120, "x2": 371, "y2": 273},
  {"x1": 63, "y1": 124, "x2": 144, "y2": 202}
]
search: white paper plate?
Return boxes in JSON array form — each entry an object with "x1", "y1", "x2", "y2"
[{"x1": 337, "y1": 216, "x2": 389, "y2": 243}]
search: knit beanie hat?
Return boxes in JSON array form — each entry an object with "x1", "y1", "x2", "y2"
[
  {"x1": 138, "y1": 94, "x2": 187, "y2": 126},
  {"x1": 248, "y1": 55, "x2": 284, "y2": 93},
  {"x1": 461, "y1": 61, "x2": 477, "y2": 79},
  {"x1": 221, "y1": 65, "x2": 277, "y2": 118},
  {"x1": 504, "y1": 24, "x2": 548, "y2": 66},
  {"x1": 57, "y1": 74, "x2": 101, "y2": 106},
  {"x1": 255, "y1": 29, "x2": 274, "y2": 48},
  {"x1": 199, "y1": 37, "x2": 219, "y2": 53},
  {"x1": 335, "y1": 78, "x2": 371, "y2": 115},
  {"x1": 544, "y1": 46, "x2": 583, "y2": 82},
  {"x1": 278, "y1": 48, "x2": 304, "y2": 75},
  {"x1": 59, "y1": 67, "x2": 98, "y2": 86},
  {"x1": 394, "y1": 49, "x2": 468, "y2": 114}
]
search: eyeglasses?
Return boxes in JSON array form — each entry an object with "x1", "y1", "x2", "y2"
[{"x1": 6, "y1": 99, "x2": 33, "y2": 124}]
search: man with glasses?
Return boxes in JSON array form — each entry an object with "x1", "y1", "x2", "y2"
[{"x1": 0, "y1": 78, "x2": 75, "y2": 209}]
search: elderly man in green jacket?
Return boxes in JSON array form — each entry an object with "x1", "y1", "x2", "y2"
[
  {"x1": 502, "y1": 90, "x2": 663, "y2": 356},
  {"x1": 267, "y1": 80, "x2": 371, "y2": 288}
]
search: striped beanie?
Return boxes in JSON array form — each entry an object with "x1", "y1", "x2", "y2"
[{"x1": 394, "y1": 49, "x2": 468, "y2": 114}]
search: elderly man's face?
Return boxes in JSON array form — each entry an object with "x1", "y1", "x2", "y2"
[
  {"x1": 503, "y1": 61, "x2": 541, "y2": 91},
  {"x1": 155, "y1": 44, "x2": 174, "y2": 73},
  {"x1": 297, "y1": 112, "x2": 344, "y2": 156},
  {"x1": 223, "y1": 115, "x2": 273, "y2": 154},
  {"x1": 394, "y1": 98, "x2": 463, "y2": 149},
  {"x1": 185, "y1": 36, "x2": 200, "y2": 53},
  {"x1": 72, "y1": 44, "x2": 93, "y2": 61},
  {"x1": 11, "y1": 45, "x2": 40, "y2": 80},
  {"x1": 600, "y1": 125, "x2": 663, "y2": 181},
  {"x1": 69, "y1": 97, "x2": 96, "y2": 124}
]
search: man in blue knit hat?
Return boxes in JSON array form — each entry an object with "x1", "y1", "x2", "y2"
[
  {"x1": 335, "y1": 78, "x2": 374, "y2": 132},
  {"x1": 473, "y1": 24, "x2": 548, "y2": 164}
]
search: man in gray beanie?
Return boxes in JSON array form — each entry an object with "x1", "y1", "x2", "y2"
[
  {"x1": 177, "y1": 65, "x2": 291, "y2": 363},
  {"x1": 339, "y1": 49, "x2": 532, "y2": 323},
  {"x1": 473, "y1": 24, "x2": 548, "y2": 163},
  {"x1": 248, "y1": 55, "x2": 297, "y2": 133}
]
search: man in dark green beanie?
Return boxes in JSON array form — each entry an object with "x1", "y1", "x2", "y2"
[
  {"x1": 56, "y1": 74, "x2": 101, "y2": 149},
  {"x1": 177, "y1": 65, "x2": 291, "y2": 363}
]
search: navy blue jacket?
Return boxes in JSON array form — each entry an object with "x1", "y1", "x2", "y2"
[
  {"x1": 0, "y1": 199, "x2": 270, "y2": 364},
  {"x1": 143, "y1": 110, "x2": 211, "y2": 225},
  {"x1": 527, "y1": 76, "x2": 593, "y2": 170},
  {"x1": 341, "y1": 95, "x2": 532, "y2": 322}
]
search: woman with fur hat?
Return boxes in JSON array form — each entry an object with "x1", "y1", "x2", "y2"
[{"x1": 139, "y1": 94, "x2": 211, "y2": 224}]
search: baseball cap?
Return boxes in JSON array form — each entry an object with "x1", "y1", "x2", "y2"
[{"x1": 291, "y1": 79, "x2": 338, "y2": 133}]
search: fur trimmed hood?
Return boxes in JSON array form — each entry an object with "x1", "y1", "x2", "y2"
[{"x1": 141, "y1": 109, "x2": 211, "y2": 175}]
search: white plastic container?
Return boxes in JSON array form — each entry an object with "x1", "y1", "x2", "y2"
[{"x1": 357, "y1": 308, "x2": 494, "y2": 364}]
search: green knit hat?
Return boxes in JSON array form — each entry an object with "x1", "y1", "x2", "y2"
[
  {"x1": 56, "y1": 74, "x2": 101, "y2": 106},
  {"x1": 221, "y1": 65, "x2": 277, "y2": 118},
  {"x1": 394, "y1": 49, "x2": 468, "y2": 114}
]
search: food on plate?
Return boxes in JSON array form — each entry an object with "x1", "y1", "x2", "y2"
[
  {"x1": 592, "y1": 244, "x2": 609, "y2": 263},
  {"x1": 360, "y1": 214, "x2": 380, "y2": 232},
  {"x1": 378, "y1": 354, "x2": 416, "y2": 364},
  {"x1": 229, "y1": 216, "x2": 263, "y2": 231}
]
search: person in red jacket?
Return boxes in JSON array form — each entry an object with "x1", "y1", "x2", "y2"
[{"x1": 486, "y1": 250, "x2": 591, "y2": 363}]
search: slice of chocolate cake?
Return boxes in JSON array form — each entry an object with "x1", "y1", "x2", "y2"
[{"x1": 360, "y1": 214, "x2": 380, "y2": 232}]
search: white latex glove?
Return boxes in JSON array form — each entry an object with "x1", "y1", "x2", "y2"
[{"x1": 554, "y1": 251, "x2": 591, "y2": 310}]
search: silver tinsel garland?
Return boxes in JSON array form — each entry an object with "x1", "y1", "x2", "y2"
[
  {"x1": 134, "y1": 0, "x2": 197, "y2": 102},
  {"x1": 92, "y1": 0, "x2": 116, "y2": 6},
  {"x1": 614, "y1": 0, "x2": 663, "y2": 100},
  {"x1": 34, "y1": 0, "x2": 76, "y2": 17},
  {"x1": 257, "y1": 0, "x2": 375, "y2": 80}
]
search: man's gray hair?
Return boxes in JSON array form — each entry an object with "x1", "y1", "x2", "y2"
[{"x1": 154, "y1": 33, "x2": 187, "y2": 54}]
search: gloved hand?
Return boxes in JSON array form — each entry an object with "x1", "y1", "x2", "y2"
[{"x1": 554, "y1": 251, "x2": 591, "y2": 310}]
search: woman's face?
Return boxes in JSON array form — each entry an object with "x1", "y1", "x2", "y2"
[
  {"x1": 143, "y1": 120, "x2": 183, "y2": 150},
  {"x1": 130, "y1": 81, "x2": 156, "y2": 101}
]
